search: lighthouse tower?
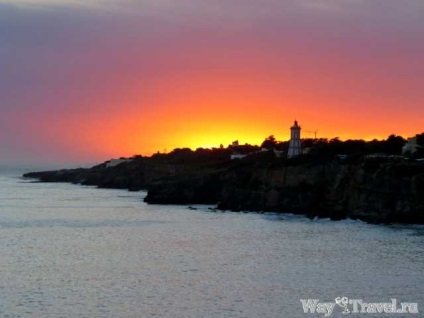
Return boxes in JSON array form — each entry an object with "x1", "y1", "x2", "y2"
[{"x1": 287, "y1": 120, "x2": 302, "y2": 157}]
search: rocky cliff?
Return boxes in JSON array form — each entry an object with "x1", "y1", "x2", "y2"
[
  {"x1": 329, "y1": 160, "x2": 424, "y2": 223},
  {"x1": 144, "y1": 154, "x2": 424, "y2": 224},
  {"x1": 23, "y1": 156, "x2": 193, "y2": 191},
  {"x1": 23, "y1": 153, "x2": 424, "y2": 224}
]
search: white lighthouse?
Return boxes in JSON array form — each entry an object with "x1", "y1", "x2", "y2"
[{"x1": 287, "y1": 120, "x2": 302, "y2": 157}]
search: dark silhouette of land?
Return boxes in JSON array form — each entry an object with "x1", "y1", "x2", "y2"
[{"x1": 24, "y1": 133, "x2": 424, "y2": 224}]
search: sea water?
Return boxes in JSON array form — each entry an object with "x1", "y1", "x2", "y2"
[{"x1": 0, "y1": 171, "x2": 423, "y2": 317}]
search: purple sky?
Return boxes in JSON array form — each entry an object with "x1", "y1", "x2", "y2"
[{"x1": 1, "y1": 0, "x2": 423, "y2": 167}]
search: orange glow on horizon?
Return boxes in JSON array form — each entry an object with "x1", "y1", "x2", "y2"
[
  {"x1": 19, "y1": 52, "x2": 423, "y2": 162},
  {"x1": 37, "y1": 98, "x2": 421, "y2": 161},
  {"x1": 2, "y1": 0, "x2": 424, "y2": 166}
]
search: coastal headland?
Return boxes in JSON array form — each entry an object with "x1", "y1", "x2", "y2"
[{"x1": 23, "y1": 136, "x2": 424, "y2": 224}]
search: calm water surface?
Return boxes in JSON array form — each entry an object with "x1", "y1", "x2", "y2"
[{"x1": 0, "y1": 172, "x2": 423, "y2": 317}]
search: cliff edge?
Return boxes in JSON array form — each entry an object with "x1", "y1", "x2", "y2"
[{"x1": 23, "y1": 152, "x2": 424, "y2": 224}]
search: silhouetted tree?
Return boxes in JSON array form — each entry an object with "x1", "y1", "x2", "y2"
[
  {"x1": 413, "y1": 133, "x2": 424, "y2": 158},
  {"x1": 416, "y1": 133, "x2": 424, "y2": 146},
  {"x1": 301, "y1": 138, "x2": 315, "y2": 148},
  {"x1": 383, "y1": 135, "x2": 405, "y2": 155},
  {"x1": 261, "y1": 135, "x2": 277, "y2": 150}
]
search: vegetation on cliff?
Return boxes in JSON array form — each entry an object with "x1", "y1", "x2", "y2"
[{"x1": 23, "y1": 134, "x2": 424, "y2": 224}]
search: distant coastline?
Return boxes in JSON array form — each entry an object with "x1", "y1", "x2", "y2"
[{"x1": 23, "y1": 135, "x2": 424, "y2": 225}]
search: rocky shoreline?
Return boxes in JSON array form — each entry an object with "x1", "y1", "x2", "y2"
[{"x1": 23, "y1": 151, "x2": 424, "y2": 225}]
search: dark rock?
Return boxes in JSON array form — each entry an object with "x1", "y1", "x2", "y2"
[{"x1": 23, "y1": 154, "x2": 424, "y2": 224}]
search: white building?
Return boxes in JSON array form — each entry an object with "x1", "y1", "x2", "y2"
[
  {"x1": 230, "y1": 154, "x2": 247, "y2": 160},
  {"x1": 287, "y1": 120, "x2": 302, "y2": 157},
  {"x1": 273, "y1": 149, "x2": 284, "y2": 157},
  {"x1": 402, "y1": 137, "x2": 419, "y2": 155},
  {"x1": 106, "y1": 158, "x2": 131, "y2": 168}
]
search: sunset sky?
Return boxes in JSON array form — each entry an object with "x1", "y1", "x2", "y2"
[{"x1": 1, "y1": 0, "x2": 423, "y2": 166}]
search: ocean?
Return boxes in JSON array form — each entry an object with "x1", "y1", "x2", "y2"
[{"x1": 0, "y1": 171, "x2": 423, "y2": 317}]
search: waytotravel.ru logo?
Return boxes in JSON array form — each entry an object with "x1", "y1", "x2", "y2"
[{"x1": 300, "y1": 297, "x2": 418, "y2": 316}]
